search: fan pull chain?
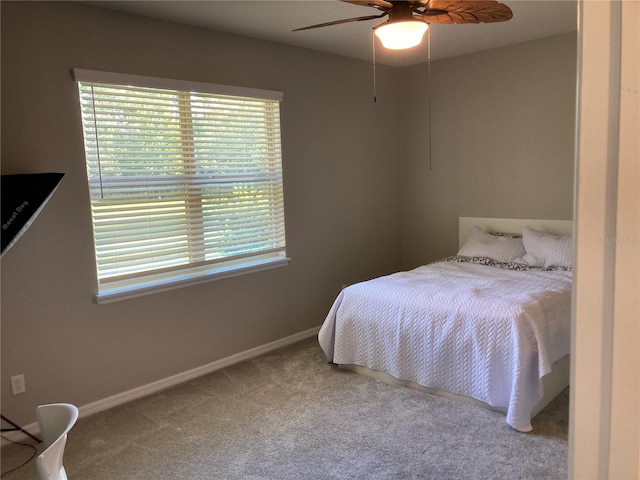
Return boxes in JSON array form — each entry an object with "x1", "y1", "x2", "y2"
[
  {"x1": 427, "y1": 26, "x2": 432, "y2": 170},
  {"x1": 372, "y1": 28, "x2": 377, "y2": 103}
]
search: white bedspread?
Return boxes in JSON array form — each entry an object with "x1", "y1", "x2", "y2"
[{"x1": 318, "y1": 260, "x2": 572, "y2": 432}]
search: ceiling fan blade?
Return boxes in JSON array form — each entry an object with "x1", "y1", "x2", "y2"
[
  {"x1": 293, "y1": 14, "x2": 387, "y2": 32},
  {"x1": 422, "y1": 1, "x2": 513, "y2": 24},
  {"x1": 341, "y1": 0, "x2": 394, "y2": 11}
]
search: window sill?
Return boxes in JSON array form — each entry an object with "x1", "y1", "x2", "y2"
[{"x1": 95, "y1": 256, "x2": 291, "y2": 305}]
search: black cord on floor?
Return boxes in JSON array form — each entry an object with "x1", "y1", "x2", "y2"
[{"x1": 0, "y1": 434, "x2": 38, "y2": 477}]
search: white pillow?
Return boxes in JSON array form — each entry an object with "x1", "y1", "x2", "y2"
[
  {"x1": 521, "y1": 226, "x2": 573, "y2": 268},
  {"x1": 458, "y1": 226, "x2": 526, "y2": 262}
]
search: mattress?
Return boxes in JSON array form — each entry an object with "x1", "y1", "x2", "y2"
[{"x1": 318, "y1": 257, "x2": 572, "y2": 432}]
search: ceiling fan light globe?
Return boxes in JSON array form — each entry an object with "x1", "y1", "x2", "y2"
[{"x1": 374, "y1": 21, "x2": 428, "y2": 50}]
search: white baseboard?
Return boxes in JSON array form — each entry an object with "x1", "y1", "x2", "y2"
[{"x1": 1, "y1": 326, "x2": 320, "y2": 446}]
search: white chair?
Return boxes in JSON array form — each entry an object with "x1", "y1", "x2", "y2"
[{"x1": 35, "y1": 403, "x2": 78, "y2": 480}]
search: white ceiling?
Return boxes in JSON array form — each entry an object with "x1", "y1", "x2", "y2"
[{"x1": 85, "y1": 0, "x2": 577, "y2": 67}]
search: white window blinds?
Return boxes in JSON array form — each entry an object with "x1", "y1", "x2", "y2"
[{"x1": 75, "y1": 69, "x2": 288, "y2": 303}]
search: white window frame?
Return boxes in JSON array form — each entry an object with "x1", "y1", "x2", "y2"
[{"x1": 74, "y1": 69, "x2": 289, "y2": 304}]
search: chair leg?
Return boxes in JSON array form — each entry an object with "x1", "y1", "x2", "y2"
[{"x1": 1, "y1": 414, "x2": 42, "y2": 443}]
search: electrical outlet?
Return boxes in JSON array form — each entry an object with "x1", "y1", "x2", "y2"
[{"x1": 11, "y1": 374, "x2": 26, "y2": 395}]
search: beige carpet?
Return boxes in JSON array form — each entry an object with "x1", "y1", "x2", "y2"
[{"x1": 1, "y1": 337, "x2": 569, "y2": 479}]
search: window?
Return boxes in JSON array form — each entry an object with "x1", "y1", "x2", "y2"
[{"x1": 74, "y1": 69, "x2": 288, "y2": 304}]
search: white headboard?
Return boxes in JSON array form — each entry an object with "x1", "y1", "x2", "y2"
[{"x1": 459, "y1": 217, "x2": 573, "y2": 248}]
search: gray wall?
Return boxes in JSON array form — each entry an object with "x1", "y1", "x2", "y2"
[
  {"x1": 1, "y1": 2, "x2": 404, "y2": 424},
  {"x1": 1, "y1": 2, "x2": 577, "y2": 426},
  {"x1": 401, "y1": 33, "x2": 577, "y2": 268}
]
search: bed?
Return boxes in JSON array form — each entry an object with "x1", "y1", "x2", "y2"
[{"x1": 318, "y1": 217, "x2": 573, "y2": 432}]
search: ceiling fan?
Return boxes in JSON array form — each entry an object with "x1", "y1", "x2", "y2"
[
  {"x1": 294, "y1": 0, "x2": 513, "y2": 50},
  {"x1": 295, "y1": 0, "x2": 513, "y2": 163}
]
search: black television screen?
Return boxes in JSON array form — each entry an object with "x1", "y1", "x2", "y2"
[{"x1": 1, "y1": 173, "x2": 64, "y2": 256}]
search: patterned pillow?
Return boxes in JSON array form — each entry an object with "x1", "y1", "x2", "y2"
[
  {"x1": 458, "y1": 226, "x2": 526, "y2": 262},
  {"x1": 489, "y1": 231, "x2": 522, "y2": 238},
  {"x1": 522, "y1": 226, "x2": 573, "y2": 268}
]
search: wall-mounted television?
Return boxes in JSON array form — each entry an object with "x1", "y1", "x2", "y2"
[{"x1": 1, "y1": 173, "x2": 64, "y2": 257}]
